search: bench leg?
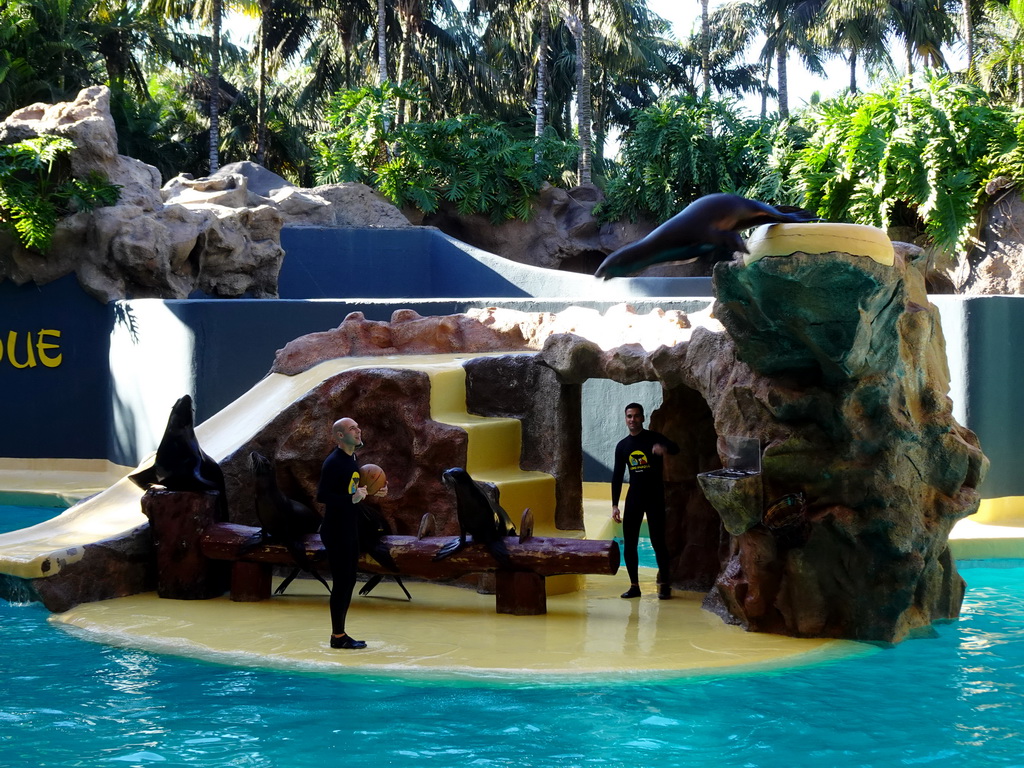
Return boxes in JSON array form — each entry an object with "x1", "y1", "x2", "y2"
[
  {"x1": 231, "y1": 561, "x2": 273, "y2": 602},
  {"x1": 495, "y1": 571, "x2": 546, "y2": 615}
]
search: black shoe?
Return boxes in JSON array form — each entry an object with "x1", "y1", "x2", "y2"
[
  {"x1": 330, "y1": 634, "x2": 367, "y2": 649},
  {"x1": 658, "y1": 584, "x2": 672, "y2": 600},
  {"x1": 620, "y1": 585, "x2": 641, "y2": 599}
]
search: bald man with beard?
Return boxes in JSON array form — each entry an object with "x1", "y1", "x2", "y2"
[{"x1": 317, "y1": 417, "x2": 387, "y2": 649}]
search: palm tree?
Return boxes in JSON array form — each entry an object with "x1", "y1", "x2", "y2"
[
  {"x1": 145, "y1": 0, "x2": 232, "y2": 172},
  {"x1": 821, "y1": 0, "x2": 892, "y2": 93},
  {"x1": 535, "y1": 0, "x2": 550, "y2": 141},
  {"x1": 676, "y1": 1, "x2": 764, "y2": 101},
  {"x1": 250, "y1": 0, "x2": 317, "y2": 164},
  {"x1": 758, "y1": 0, "x2": 828, "y2": 118},
  {"x1": 567, "y1": 0, "x2": 593, "y2": 184},
  {"x1": 887, "y1": 0, "x2": 958, "y2": 74},
  {"x1": 977, "y1": 0, "x2": 1024, "y2": 105}
]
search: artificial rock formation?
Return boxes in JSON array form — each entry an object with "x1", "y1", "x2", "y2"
[
  {"x1": 955, "y1": 178, "x2": 1024, "y2": 295},
  {"x1": 0, "y1": 87, "x2": 410, "y2": 302},
  {"x1": 542, "y1": 249, "x2": 987, "y2": 643}
]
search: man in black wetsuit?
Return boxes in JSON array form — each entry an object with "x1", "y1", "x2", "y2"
[
  {"x1": 611, "y1": 402, "x2": 679, "y2": 600},
  {"x1": 317, "y1": 417, "x2": 387, "y2": 649}
]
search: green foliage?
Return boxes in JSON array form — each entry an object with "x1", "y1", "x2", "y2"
[
  {"x1": 0, "y1": 135, "x2": 120, "y2": 253},
  {"x1": 313, "y1": 83, "x2": 577, "y2": 222},
  {"x1": 596, "y1": 95, "x2": 777, "y2": 223},
  {"x1": 109, "y1": 85, "x2": 207, "y2": 182},
  {"x1": 790, "y1": 73, "x2": 1020, "y2": 254}
]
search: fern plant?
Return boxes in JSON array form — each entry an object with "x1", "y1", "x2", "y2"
[
  {"x1": 597, "y1": 95, "x2": 772, "y2": 223},
  {"x1": 0, "y1": 135, "x2": 121, "y2": 253},
  {"x1": 791, "y1": 73, "x2": 1019, "y2": 255}
]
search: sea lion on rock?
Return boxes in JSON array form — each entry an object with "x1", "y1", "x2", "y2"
[
  {"x1": 594, "y1": 193, "x2": 818, "y2": 278},
  {"x1": 130, "y1": 395, "x2": 227, "y2": 517},
  {"x1": 434, "y1": 467, "x2": 517, "y2": 567},
  {"x1": 246, "y1": 451, "x2": 332, "y2": 595}
]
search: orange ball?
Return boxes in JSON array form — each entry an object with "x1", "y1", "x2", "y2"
[{"x1": 359, "y1": 463, "x2": 387, "y2": 495}]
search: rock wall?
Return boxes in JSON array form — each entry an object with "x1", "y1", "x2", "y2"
[{"x1": 957, "y1": 181, "x2": 1024, "y2": 294}]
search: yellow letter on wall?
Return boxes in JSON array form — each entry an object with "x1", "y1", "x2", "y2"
[
  {"x1": 36, "y1": 329, "x2": 62, "y2": 368},
  {"x1": 7, "y1": 331, "x2": 37, "y2": 368}
]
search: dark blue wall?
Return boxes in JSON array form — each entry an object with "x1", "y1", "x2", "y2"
[
  {"x1": 0, "y1": 275, "x2": 112, "y2": 459},
  {"x1": 278, "y1": 227, "x2": 715, "y2": 300}
]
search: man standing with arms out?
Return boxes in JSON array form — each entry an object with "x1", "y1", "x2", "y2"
[
  {"x1": 317, "y1": 417, "x2": 387, "y2": 649},
  {"x1": 612, "y1": 402, "x2": 679, "y2": 600}
]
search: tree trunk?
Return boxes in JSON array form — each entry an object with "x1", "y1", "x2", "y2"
[
  {"x1": 962, "y1": 0, "x2": 974, "y2": 76},
  {"x1": 849, "y1": 49, "x2": 858, "y2": 94},
  {"x1": 701, "y1": 0, "x2": 711, "y2": 100},
  {"x1": 396, "y1": 21, "x2": 409, "y2": 125},
  {"x1": 776, "y1": 42, "x2": 789, "y2": 119},
  {"x1": 378, "y1": 0, "x2": 388, "y2": 85},
  {"x1": 209, "y1": 0, "x2": 222, "y2": 174},
  {"x1": 534, "y1": 0, "x2": 550, "y2": 159},
  {"x1": 577, "y1": 0, "x2": 592, "y2": 186},
  {"x1": 256, "y1": 10, "x2": 267, "y2": 166}
]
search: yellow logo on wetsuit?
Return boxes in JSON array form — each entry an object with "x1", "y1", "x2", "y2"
[
  {"x1": 347, "y1": 471, "x2": 360, "y2": 495},
  {"x1": 628, "y1": 451, "x2": 650, "y2": 470}
]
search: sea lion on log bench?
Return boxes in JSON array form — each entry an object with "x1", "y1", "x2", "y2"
[
  {"x1": 434, "y1": 467, "x2": 517, "y2": 567},
  {"x1": 246, "y1": 451, "x2": 332, "y2": 595},
  {"x1": 594, "y1": 193, "x2": 818, "y2": 278}
]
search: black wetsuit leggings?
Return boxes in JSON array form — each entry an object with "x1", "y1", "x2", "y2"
[
  {"x1": 319, "y1": 513, "x2": 359, "y2": 635},
  {"x1": 622, "y1": 491, "x2": 671, "y2": 585}
]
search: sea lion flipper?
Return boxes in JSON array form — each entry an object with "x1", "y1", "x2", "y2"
[
  {"x1": 487, "y1": 537, "x2": 512, "y2": 568},
  {"x1": 417, "y1": 513, "x2": 435, "y2": 539},
  {"x1": 128, "y1": 465, "x2": 159, "y2": 490},
  {"x1": 518, "y1": 509, "x2": 534, "y2": 543},
  {"x1": 274, "y1": 567, "x2": 302, "y2": 595},
  {"x1": 369, "y1": 543, "x2": 400, "y2": 573},
  {"x1": 433, "y1": 536, "x2": 465, "y2": 561},
  {"x1": 395, "y1": 576, "x2": 412, "y2": 601},
  {"x1": 359, "y1": 574, "x2": 384, "y2": 596},
  {"x1": 283, "y1": 540, "x2": 332, "y2": 594}
]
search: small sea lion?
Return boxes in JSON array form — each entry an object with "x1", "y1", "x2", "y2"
[
  {"x1": 246, "y1": 451, "x2": 332, "y2": 595},
  {"x1": 129, "y1": 395, "x2": 227, "y2": 516},
  {"x1": 434, "y1": 467, "x2": 517, "y2": 567},
  {"x1": 356, "y1": 505, "x2": 411, "y2": 600},
  {"x1": 594, "y1": 193, "x2": 818, "y2": 278}
]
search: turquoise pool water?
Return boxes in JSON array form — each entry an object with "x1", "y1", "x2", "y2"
[{"x1": 2, "y1": 507, "x2": 1022, "y2": 767}]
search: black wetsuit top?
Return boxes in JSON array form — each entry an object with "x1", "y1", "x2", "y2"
[{"x1": 611, "y1": 430, "x2": 679, "y2": 507}]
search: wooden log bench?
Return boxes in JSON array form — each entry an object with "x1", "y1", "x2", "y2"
[{"x1": 142, "y1": 488, "x2": 620, "y2": 615}]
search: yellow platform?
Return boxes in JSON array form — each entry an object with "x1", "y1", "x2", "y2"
[{"x1": 51, "y1": 569, "x2": 863, "y2": 680}]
